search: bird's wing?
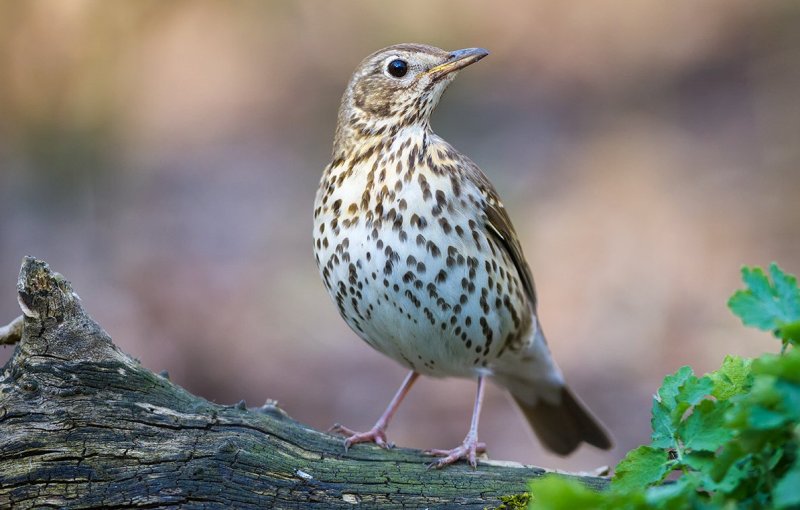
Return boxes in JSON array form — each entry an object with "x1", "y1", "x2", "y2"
[
  {"x1": 460, "y1": 157, "x2": 538, "y2": 311},
  {"x1": 483, "y1": 196, "x2": 538, "y2": 311},
  {"x1": 430, "y1": 135, "x2": 538, "y2": 312}
]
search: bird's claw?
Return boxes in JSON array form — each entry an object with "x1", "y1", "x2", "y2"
[
  {"x1": 424, "y1": 441, "x2": 486, "y2": 469},
  {"x1": 329, "y1": 423, "x2": 392, "y2": 451}
]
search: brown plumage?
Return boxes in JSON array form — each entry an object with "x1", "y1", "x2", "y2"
[{"x1": 313, "y1": 43, "x2": 611, "y2": 468}]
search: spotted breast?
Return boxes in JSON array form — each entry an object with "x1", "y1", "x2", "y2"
[{"x1": 314, "y1": 127, "x2": 531, "y2": 378}]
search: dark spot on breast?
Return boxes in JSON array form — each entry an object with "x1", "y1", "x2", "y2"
[
  {"x1": 438, "y1": 217, "x2": 452, "y2": 234},
  {"x1": 435, "y1": 189, "x2": 446, "y2": 206}
]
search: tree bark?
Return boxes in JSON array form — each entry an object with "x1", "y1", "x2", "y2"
[{"x1": 0, "y1": 257, "x2": 609, "y2": 509}]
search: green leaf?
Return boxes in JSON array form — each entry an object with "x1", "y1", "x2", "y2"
[
  {"x1": 710, "y1": 355, "x2": 752, "y2": 400},
  {"x1": 711, "y1": 452, "x2": 754, "y2": 493},
  {"x1": 682, "y1": 451, "x2": 715, "y2": 471},
  {"x1": 767, "y1": 448, "x2": 784, "y2": 471},
  {"x1": 651, "y1": 367, "x2": 693, "y2": 448},
  {"x1": 776, "y1": 320, "x2": 800, "y2": 345},
  {"x1": 613, "y1": 445, "x2": 673, "y2": 491},
  {"x1": 680, "y1": 375, "x2": 713, "y2": 407},
  {"x1": 726, "y1": 376, "x2": 782, "y2": 430},
  {"x1": 528, "y1": 476, "x2": 606, "y2": 510},
  {"x1": 747, "y1": 405, "x2": 788, "y2": 430},
  {"x1": 710, "y1": 442, "x2": 746, "y2": 485},
  {"x1": 679, "y1": 400, "x2": 732, "y2": 451},
  {"x1": 753, "y1": 349, "x2": 800, "y2": 384},
  {"x1": 650, "y1": 367, "x2": 713, "y2": 448},
  {"x1": 643, "y1": 476, "x2": 698, "y2": 510},
  {"x1": 728, "y1": 264, "x2": 800, "y2": 342},
  {"x1": 657, "y1": 366, "x2": 693, "y2": 409},
  {"x1": 773, "y1": 456, "x2": 800, "y2": 508},
  {"x1": 774, "y1": 380, "x2": 800, "y2": 421},
  {"x1": 651, "y1": 399, "x2": 676, "y2": 449},
  {"x1": 529, "y1": 264, "x2": 800, "y2": 510},
  {"x1": 657, "y1": 368, "x2": 712, "y2": 411},
  {"x1": 772, "y1": 263, "x2": 800, "y2": 314}
]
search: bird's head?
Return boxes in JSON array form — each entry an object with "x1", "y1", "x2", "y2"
[{"x1": 334, "y1": 43, "x2": 489, "y2": 153}]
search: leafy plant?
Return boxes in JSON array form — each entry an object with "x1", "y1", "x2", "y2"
[{"x1": 529, "y1": 264, "x2": 800, "y2": 510}]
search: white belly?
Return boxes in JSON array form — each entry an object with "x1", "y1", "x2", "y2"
[{"x1": 313, "y1": 152, "x2": 527, "y2": 378}]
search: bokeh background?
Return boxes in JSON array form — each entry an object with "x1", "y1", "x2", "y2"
[{"x1": 1, "y1": 0, "x2": 799, "y2": 471}]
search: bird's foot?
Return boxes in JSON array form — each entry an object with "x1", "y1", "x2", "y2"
[
  {"x1": 424, "y1": 440, "x2": 487, "y2": 469},
  {"x1": 329, "y1": 423, "x2": 392, "y2": 451}
]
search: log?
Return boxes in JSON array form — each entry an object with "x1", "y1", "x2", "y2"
[{"x1": 0, "y1": 257, "x2": 609, "y2": 509}]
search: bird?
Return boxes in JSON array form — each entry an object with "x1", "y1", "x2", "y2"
[{"x1": 313, "y1": 43, "x2": 612, "y2": 468}]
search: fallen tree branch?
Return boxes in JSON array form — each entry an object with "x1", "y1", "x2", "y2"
[
  {"x1": 0, "y1": 314, "x2": 22, "y2": 346},
  {"x1": 0, "y1": 257, "x2": 609, "y2": 509}
]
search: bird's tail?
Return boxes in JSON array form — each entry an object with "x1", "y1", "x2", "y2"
[
  {"x1": 510, "y1": 385, "x2": 612, "y2": 455},
  {"x1": 493, "y1": 326, "x2": 612, "y2": 455}
]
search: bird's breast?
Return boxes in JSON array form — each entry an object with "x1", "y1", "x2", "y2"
[{"x1": 313, "y1": 134, "x2": 530, "y2": 377}]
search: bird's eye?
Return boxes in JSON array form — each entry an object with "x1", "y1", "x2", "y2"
[{"x1": 387, "y1": 59, "x2": 408, "y2": 78}]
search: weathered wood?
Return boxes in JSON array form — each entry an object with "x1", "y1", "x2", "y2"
[
  {"x1": 0, "y1": 257, "x2": 609, "y2": 509},
  {"x1": 0, "y1": 315, "x2": 22, "y2": 345}
]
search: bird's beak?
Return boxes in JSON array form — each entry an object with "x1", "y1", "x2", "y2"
[{"x1": 427, "y1": 48, "x2": 489, "y2": 81}]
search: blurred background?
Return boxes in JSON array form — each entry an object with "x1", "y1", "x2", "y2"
[{"x1": 1, "y1": 0, "x2": 799, "y2": 471}]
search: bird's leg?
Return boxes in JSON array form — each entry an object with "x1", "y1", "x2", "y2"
[
  {"x1": 425, "y1": 375, "x2": 487, "y2": 469},
  {"x1": 330, "y1": 370, "x2": 419, "y2": 450}
]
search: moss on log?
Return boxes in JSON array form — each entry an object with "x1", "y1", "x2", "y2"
[{"x1": 0, "y1": 257, "x2": 609, "y2": 509}]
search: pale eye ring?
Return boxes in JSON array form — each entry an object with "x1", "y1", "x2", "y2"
[{"x1": 387, "y1": 59, "x2": 408, "y2": 78}]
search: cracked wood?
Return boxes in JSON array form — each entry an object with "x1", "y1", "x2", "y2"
[{"x1": 0, "y1": 258, "x2": 609, "y2": 509}]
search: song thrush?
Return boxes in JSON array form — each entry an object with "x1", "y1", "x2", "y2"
[{"x1": 313, "y1": 43, "x2": 612, "y2": 468}]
